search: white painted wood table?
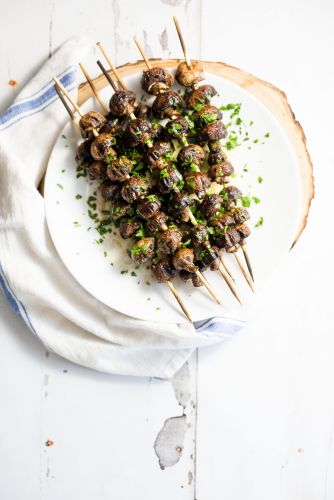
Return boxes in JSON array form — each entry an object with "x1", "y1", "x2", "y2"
[{"x1": 0, "y1": 0, "x2": 333, "y2": 498}]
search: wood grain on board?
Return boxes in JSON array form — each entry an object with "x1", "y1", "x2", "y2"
[{"x1": 78, "y1": 59, "x2": 314, "y2": 246}]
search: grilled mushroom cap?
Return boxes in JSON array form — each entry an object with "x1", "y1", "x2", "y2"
[
  {"x1": 208, "y1": 161, "x2": 234, "y2": 182},
  {"x1": 109, "y1": 90, "x2": 136, "y2": 116},
  {"x1": 119, "y1": 218, "x2": 142, "y2": 239},
  {"x1": 210, "y1": 213, "x2": 235, "y2": 232},
  {"x1": 231, "y1": 207, "x2": 250, "y2": 224},
  {"x1": 236, "y1": 223, "x2": 251, "y2": 239},
  {"x1": 130, "y1": 237, "x2": 155, "y2": 264},
  {"x1": 141, "y1": 67, "x2": 174, "y2": 95},
  {"x1": 145, "y1": 211, "x2": 168, "y2": 235},
  {"x1": 172, "y1": 248, "x2": 197, "y2": 272},
  {"x1": 222, "y1": 185, "x2": 242, "y2": 208},
  {"x1": 100, "y1": 118, "x2": 124, "y2": 137},
  {"x1": 156, "y1": 228, "x2": 182, "y2": 255},
  {"x1": 184, "y1": 171, "x2": 210, "y2": 199},
  {"x1": 224, "y1": 228, "x2": 241, "y2": 251},
  {"x1": 175, "y1": 61, "x2": 204, "y2": 87},
  {"x1": 152, "y1": 91, "x2": 184, "y2": 119},
  {"x1": 99, "y1": 180, "x2": 120, "y2": 201},
  {"x1": 177, "y1": 144, "x2": 205, "y2": 169},
  {"x1": 146, "y1": 141, "x2": 173, "y2": 171},
  {"x1": 126, "y1": 118, "x2": 152, "y2": 147},
  {"x1": 197, "y1": 246, "x2": 220, "y2": 271},
  {"x1": 121, "y1": 177, "x2": 149, "y2": 203},
  {"x1": 179, "y1": 269, "x2": 203, "y2": 287},
  {"x1": 76, "y1": 140, "x2": 93, "y2": 166},
  {"x1": 90, "y1": 133, "x2": 116, "y2": 161},
  {"x1": 137, "y1": 195, "x2": 162, "y2": 220},
  {"x1": 164, "y1": 117, "x2": 189, "y2": 142},
  {"x1": 158, "y1": 165, "x2": 183, "y2": 194},
  {"x1": 198, "y1": 121, "x2": 228, "y2": 144},
  {"x1": 134, "y1": 103, "x2": 151, "y2": 119},
  {"x1": 107, "y1": 155, "x2": 133, "y2": 182},
  {"x1": 79, "y1": 111, "x2": 107, "y2": 139},
  {"x1": 190, "y1": 224, "x2": 208, "y2": 247},
  {"x1": 87, "y1": 161, "x2": 107, "y2": 180},
  {"x1": 193, "y1": 105, "x2": 222, "y2": 128},
  {"x1": 185, "y1": 84, "x2": 217, "y2": 109},
  {"x1": 169, "y1": 191, "x2": 193, "y2": 222},
  {"x1": 208, "y1": 149, "x2": 226, "y2": 165},
  {"x1": 201, "y1": 194, "x2": 223, "y2": 218},
  {"x1": 110, "y1": 199, "x2": 131, "y2": 220},
  {"x1": 152, "y1": 256, "x2": 176, "y2": 283}
]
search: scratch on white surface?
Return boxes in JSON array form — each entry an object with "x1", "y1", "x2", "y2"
[
  {"x1": 159, "y1": 28, "x2": 170, "y2": 57},
  {"x1": 154, "y1": 415, "x2": 187, "y2": 469},
  {"x1": 161, "y1": 0, "x2": 185, "y2": 5},
  {"x1": 171, "y1": 361, "x2": 191, "y2": 408},
  {"x1": 48, "y1": 0, "x2": 55, "y2": 59},
  {"x1": 323, "y1": 420, "x2": 334, "y2": 500},
  {"x1": 143, "y1": 30, "x2": 153, "y2": 58}
]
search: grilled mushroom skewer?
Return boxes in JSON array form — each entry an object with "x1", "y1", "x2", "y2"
[
  {"x1": 134, "y1": 36, "x2": 174, "y2": 95},
  {"x1": 54, "y1": 80, "x2": 194, "y2": 323}
]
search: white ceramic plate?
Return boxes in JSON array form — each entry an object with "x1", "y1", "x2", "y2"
[{"x1": 44, "y1": 70, "x2": 302, "y2": 323}]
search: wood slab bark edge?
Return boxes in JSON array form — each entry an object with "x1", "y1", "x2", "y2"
[{"x1": 78, "y1": 59, "x2": 314, "y2": 247}]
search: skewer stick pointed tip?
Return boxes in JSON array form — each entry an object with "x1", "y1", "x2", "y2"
[{"x1": 167, "y1": 281, "x2": 193, "y2": 323}]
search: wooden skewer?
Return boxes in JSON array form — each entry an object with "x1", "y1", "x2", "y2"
[
  {"x1": 96, "y1": 60, "x2": 118, "y2": 92},
  {"x1": 133, "y1": 36, "x2": 152, "y2": 70},
  {"x1": 241, "y1": 244, "x2": 254, "y2": 282},
  {"x1": 53, "y1": 76, "x2": 82, "y2": 116},
  {"x1": 173, "y1": 16, "x2": 191, "y2": 69},
  {"x1": 234, "y1": 252, "x2": 254, "y2": 293},
  {"x1": 195, "y1": 270, "x2": 221, "y2": 305},
  {"x1": 53, "y1": 76, "x2": 99, "y2": 137},
  {"x1": 79, "y1": 63, "x2": 108, "y2": 113},
  {"x1": 55, "y1": 84, "x2": 77, "y2": 123},
  {"x1": 218, "y1": 265, "x2": 242, "y2": 304},
  {"x1": 219, "y1": 256, "x2": 236, "y2": 283},
  {"x1": 97, "y1": 41, "x2": 127, "y2": 90},
  {"x1": 166, "y1": 281, "x2": 192, "y2": 322}
]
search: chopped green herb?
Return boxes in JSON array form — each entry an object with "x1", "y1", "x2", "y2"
[
  {"x1": 257, "y1": 176, "x2": 263, "y2": 183},
  {"x1": 131, "y1": 271, "x2": 137, "y2": 277},
  {"x1": 255, "y1": 216, "x2": 264, "y2": 227},
  {"x1": 181, "y1": 238, "x2": 191, "y2": 248},
  {"x1": 253, "y1": 139, "x2": 259, "y2": 144},
  {"x1": 241, "y1": 196, "x2": 251, "y2": 208},
  {"x1": 75, "y1": 194, "x2": 82, "y2": 200},
  {"x1": 225, "y1": 135, "x2": 240, "y2": 150},
  {"x1": 264, "y1": 132, "x2": 270, "y2": 138},
  {"x1": 57, "y1": 183, "x2": 63, "y2": 190},
  {"x1": 252, "y1": 196, "x2": 261, "y2": 204},
  {"x1": 121, "y1": 270, "x2": 128, "y2": 275}
]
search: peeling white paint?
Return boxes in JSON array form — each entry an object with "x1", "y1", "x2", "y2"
[{"x1": 154, "y1": 415, "x2": 187, "y2": 469}]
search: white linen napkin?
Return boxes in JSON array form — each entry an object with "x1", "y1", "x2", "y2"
[{"x1": 0, "y1": 37, "x2": 245, "y2": 378}]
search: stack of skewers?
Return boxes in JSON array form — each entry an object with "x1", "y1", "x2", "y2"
[{"x1": 53, "y1": 17, "x2": 254, "y2": 323}]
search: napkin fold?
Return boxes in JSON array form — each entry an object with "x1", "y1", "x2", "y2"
[{"x1": 0, "y1": 37, "x2": 245, "y2": 378}]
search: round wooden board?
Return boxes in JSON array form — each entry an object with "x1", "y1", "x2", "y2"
[{"x1": 78, "y1": 59, "x2": 314, "y2": 247}]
